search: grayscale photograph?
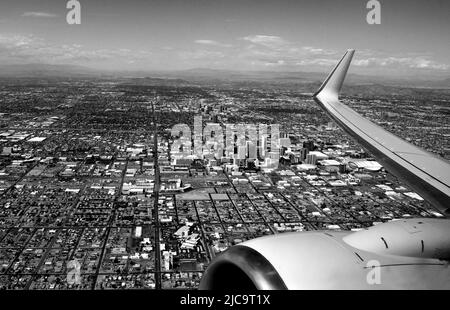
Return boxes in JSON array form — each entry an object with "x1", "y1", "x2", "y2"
[{"x1": 0, "y1": 0, "x2": 448, "y2": 301}]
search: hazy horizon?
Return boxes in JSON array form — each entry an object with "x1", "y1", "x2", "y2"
[{"x1": 0, "y1": 0, "x2": 449, "y2": 79}]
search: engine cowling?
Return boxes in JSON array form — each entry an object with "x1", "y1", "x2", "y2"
[{"x1": 199, "y1": 218, "x2": 450, "y2": 290}]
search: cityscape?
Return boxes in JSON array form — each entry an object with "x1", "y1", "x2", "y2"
[
  {"x1": 0, "y1": 0, "x2": 449, "y2": 293},
  {"x1": 0, "y1": 74, "x2": 448, "y2": 289}
]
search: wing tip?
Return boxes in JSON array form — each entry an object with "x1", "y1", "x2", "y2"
[{"x1": 313, "y1": 49, "x2": 355, "y2": 99}]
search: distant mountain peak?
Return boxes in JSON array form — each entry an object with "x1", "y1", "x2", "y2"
[{"x1": 0, "y1": 63, "x2": 97, "y2": 77}]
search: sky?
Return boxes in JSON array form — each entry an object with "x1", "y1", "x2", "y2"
[{"x1": 0, "y1": 0, "x2": 449, "y2": 77}]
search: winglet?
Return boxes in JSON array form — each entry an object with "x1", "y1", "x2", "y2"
[{"x1": 313, "y1": 49, "x2": 355, "y2": 100}]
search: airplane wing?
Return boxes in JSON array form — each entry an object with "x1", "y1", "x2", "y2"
[
  {"x1": 200, "y1": 51, "x2": 450, "y2": 290},
  {"x1": 313, "y1": 50, "x2": 450, "y2": 215}
]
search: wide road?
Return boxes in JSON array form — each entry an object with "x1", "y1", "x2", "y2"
[{"x1": 151, "y1": 101, "x2": 162, "y2": 289}]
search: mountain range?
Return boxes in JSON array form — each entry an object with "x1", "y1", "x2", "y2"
[{"x1": 0, "y1": 63, "x2": 448, "y2": 88}]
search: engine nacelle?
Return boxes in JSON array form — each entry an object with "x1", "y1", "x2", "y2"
[{"x1": 199, "y1": 219, "x2": 450, "y2": 290}]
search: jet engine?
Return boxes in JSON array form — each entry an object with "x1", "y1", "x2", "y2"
[
  {"x1": 200, "y1": 49, "x2": 450, "y2": 290},
  {"x1": 199, "y1": 218, "x2": 450, "y2": 290}
]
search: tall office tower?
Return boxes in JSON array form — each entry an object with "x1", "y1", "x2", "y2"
[
  {"x1": 303, "y1": 140, "x2": 315, "y2": 152},
  {"x1": 247, "y1": 141, "x2": 257, "y2": 159},
  {"x1": 300, "y1": 147, "x2": 309, "y2": 161},
  {"x1": 259, "y1": 134, "x2": 268, "y2": 158},
  {"x1": 290, "y1": 153, "x2": 300, "y2": 164},
  {"x1": 238, "y1": 145, "x2": 247, "y2": 160},
  {"x1": 193, "y1": 115, "x2": 203, "y2": 158},
  {"x1": 306, "y1": 153, "x2": 318, "y2": 165}
]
